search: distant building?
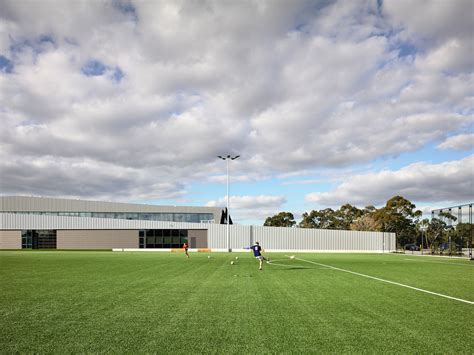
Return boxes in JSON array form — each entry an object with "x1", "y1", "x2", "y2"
[
  {"x1": 0, "y1": 196, "x2": 395, "y2": 252},
  {"x1": 0, "y1": 196, "x2": 222, "y2": 249}
]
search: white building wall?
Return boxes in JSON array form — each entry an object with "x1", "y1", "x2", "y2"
[{"x1": 1, "y1": 213, "x2": 396, "y2": 252}]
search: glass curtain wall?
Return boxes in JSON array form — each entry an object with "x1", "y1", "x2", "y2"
[
  {"x1": 139, "y1": 229, "x2": 188, "y2": 248},
  {"x1": 11, "y1": 211, "x2": 214, "y2": 223}
]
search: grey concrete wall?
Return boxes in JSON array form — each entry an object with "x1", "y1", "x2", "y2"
[
  {"x1": 57, "y1": 230, "x2": 138, "y2": 249},
  {"x1": 0, "y1": 230, "x2": 21, "y2": 249},
  {"x1": 188, "y1": 229, "x2": 208, "y2": 248}
]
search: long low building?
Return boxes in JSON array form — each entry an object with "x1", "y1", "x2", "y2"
[{"x1": 0, "y1": 196, "x2": 396, "y2": 252}]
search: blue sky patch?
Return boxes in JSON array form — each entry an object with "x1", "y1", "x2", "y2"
[
  {"x1": 111, "y1": 67, "x2": 124, "y2": 82},
  {"x1": 9, "y1": 35, "x2": 56, "y2": 56},
  {"x1": 398, "y1": 42, "x2": 417, "y2": 57},
  {"x1": 81, "y1": 60, "x2": 107, "y2": 76},
  {"x1": 0, "y1": 55, "x2": 14, "y2": 73},
  {"x1": 81, "y1": 60, "x2": 125, "y2": 83},
  {"x1": 112, "y1": 0, "x2": 138, "y2": 22}
]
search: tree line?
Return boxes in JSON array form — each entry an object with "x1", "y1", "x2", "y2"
[{"x1": 263, "y1": 195, "x2": 472, "y2": 251}]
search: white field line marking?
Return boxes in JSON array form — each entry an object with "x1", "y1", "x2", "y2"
[
  {"x1": 267, "y1": 261, "x2": 298, "y2": 267},
  {"x1": 403, "y1": 259, "x2": 474, "y2": 267},
  {"x1": 290, "y1": 256, "x2": 474, "y2": 305},
  {"x1": 267, "y1": 259, "x2": 328, "y2": 269}
]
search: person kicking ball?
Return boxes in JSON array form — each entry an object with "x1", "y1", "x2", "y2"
[{"x1": 251, "y1": 242, "x2": 270, "y2": 270}]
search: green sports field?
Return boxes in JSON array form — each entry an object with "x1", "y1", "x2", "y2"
[{"x1": 1, "y1": 251, "x2": 473, "y2": 353}]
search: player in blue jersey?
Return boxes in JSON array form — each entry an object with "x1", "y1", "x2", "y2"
[{"x1": 251, "y1": 242, "x2": 270, "y2": 270}]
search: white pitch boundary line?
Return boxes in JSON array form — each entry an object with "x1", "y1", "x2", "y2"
[
  {"x1": 289, "y1": 256, "x2": 474, "y2": 305},
  {"x1": 267, "y1": 260, "x2": 331, "y2": 269},
  {"x1": 266, "y1": 261, "x2": 325, "y2": 268},
  {"x1": 267, "y1": 261, "x2": 298, "y2": 267}
]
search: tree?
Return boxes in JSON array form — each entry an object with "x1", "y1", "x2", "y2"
[
  {"x1": 299, "y1": 208, "x2": 337, "y2": 229},
  {"x1": 336, "y1": 204, "x2": 364, "y2": 229},
  {"x1": 415, "y1": 218, "x2": 430, "y2": 247},
  {"x1": 426, "y1": 218, "x2": 447, "y2": 252},
  {"x1": 373, "y1": 196, "x2": 422, "y2": 247},
  {"x1": 299, "y1": 204, "x2": 363, "y2": 230},
  {"x1": 350, "y1": 214, "x2": 381, "y2": 231},
  {"x1": 455, "y1": 223, "x2": 473, "y2": 248},
  {"x1": 264, "y1": 212, "x2": 296, "y2": 227}
]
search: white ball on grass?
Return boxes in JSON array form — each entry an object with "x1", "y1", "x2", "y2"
[
  {"x1": 235, "y1": 256, "x2": 239, "y2": 260},
  {"x1": 290, "y1": 255, "x2": 295, "y2": 259},
  {"x1": 208, "y1": 256, "x2": 211, "y2": 259},
  {"x1": 230, "y1": 261, "x2": 234, "y2": 265}
]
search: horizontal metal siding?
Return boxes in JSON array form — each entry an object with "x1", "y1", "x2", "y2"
[
  {"x1": 1, "y1": 213, "x2": 396, "y2": 251},
  {"x1": 0, "y1": 196, "x2": 222, "y2": 221},
  {"x1": 0, "y1": 213, "x2": 210, "y2": 231}
]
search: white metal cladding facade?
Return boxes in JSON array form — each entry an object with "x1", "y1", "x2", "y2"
[
  {"x1": 0, "y1": 213, "x2": 208, "y2": 231},
  {"x1": 0, "y1": 196, "x2": 222, "y2": 220},
  {"x1": 1, "y1": 213, "x2": 395, "y2": 252},
  {"x1": 205, "y1": 224, "x2": 395, "y2": 252}
]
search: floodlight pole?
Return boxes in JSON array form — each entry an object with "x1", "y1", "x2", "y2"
[
  {"x1": 218, "y1": 154, "x2": 240, "y2": 252},
  {"x1": 420, "y1": 224, "x2": 428, "y2": 256}
]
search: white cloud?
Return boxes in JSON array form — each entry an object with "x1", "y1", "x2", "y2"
[
  {"x1": 306, "y1": 155, "x2": 474, "y2": 207},
  {"x1": 206, "y1": 195, "x2": 286, "y2": 209},
  {"x1": 438, "y1": 134, "x2": 474, "y2": 151},
  {"x1": 0, "y1": 0, "x2": 471, "y2": 205},
  {"x1": 206, "y1": 195, "x2": 286, "y2": 221},
  {"x1": 382, "y1": 0, "x2": 473, "y2": 45}
]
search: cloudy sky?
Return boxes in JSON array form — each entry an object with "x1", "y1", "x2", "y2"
[{"x1": 0, "y1": 0, "x2": 473, "y2": 224}]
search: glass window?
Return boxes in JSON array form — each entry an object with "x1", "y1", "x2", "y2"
[
  {"x1": 153, "y1": 213, "x2": 173, "y2": 221},
  {"x1": 172, "y1": 236, "x2": 180, "y2": 244},
  {"x1": 139, "y1": 214, "x2": 152, "y2": 220},
  {"x1": 179, "y1": 230, "x2": 188, "y2": 237},
  {"x1": 188, "y1": 214, "x2": 200, "y2": 223},
  {"x1": 199, "y1": 213, "x2": 214, "y2": 222},
  {"x1": 164, "y1": 236, "x2": 171, "y2": 244},
  {"x1": 139, "y1": 230, "x2": 145, "y2": 237},
  {"x1": 33, "y1": 230, "x2": 57, "y2": 249},
  {"x1": 163, "y1": 230, "x2": 171, "y2": 237},
  {"x1": 21, "y1": 230, "x2": 32, "y2": 249}
]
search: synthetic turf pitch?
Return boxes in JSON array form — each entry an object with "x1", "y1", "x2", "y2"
[{"x1": 1, "y1": 251, "x2": 473, "y2": 353}]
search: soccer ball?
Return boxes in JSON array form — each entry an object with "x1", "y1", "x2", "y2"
[
  {"x1": 235, "y1": 256, "x2": 239, "y2": 260},
  {"x1": 208, "y1": 256, "x2": 211, "y2": 259},
  {"x1": 231, "y1": 261, "x2": 234, "y2": 265},
  {"x1": 290, "y1": 255, "x2": 295, "y2": 260}
]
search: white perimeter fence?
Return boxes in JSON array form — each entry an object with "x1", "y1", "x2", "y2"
[{"x1": 208, "y1": 224, "x2": 395, "y2": 252}]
